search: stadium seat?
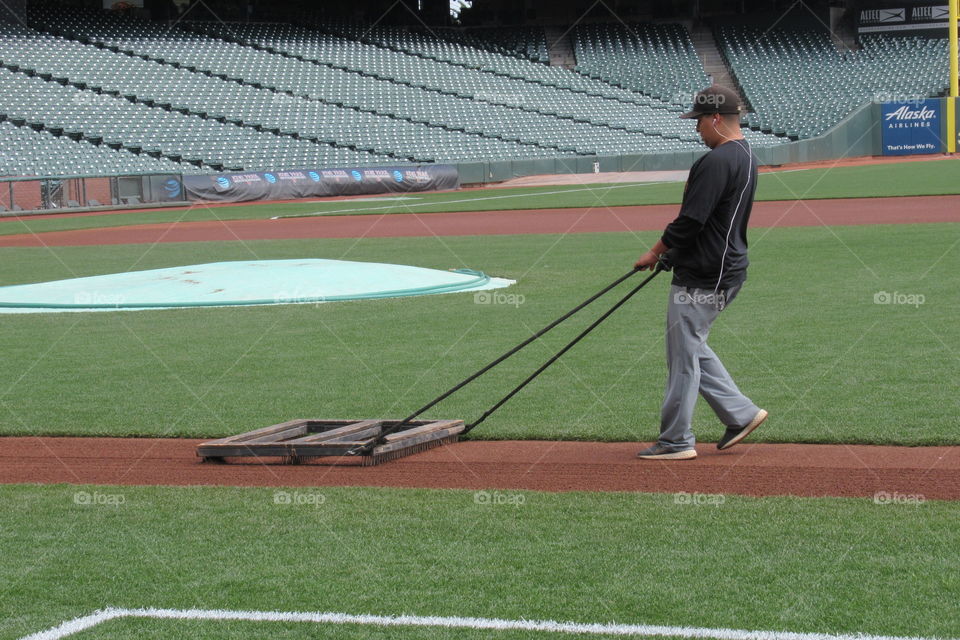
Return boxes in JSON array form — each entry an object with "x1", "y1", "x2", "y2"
[
  {"x1": 716, "y1": 24, "x2": 948, "y2": 138},
  {"x1": 1, "y1": 7, "x2": 801, "y2": 176}
]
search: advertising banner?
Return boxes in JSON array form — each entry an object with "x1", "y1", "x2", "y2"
[
  {"x1": 859, "y1": 4, "x2": 958, "y2": 33},
  {"x1": 880, "y1": 99, "x2": 943, "y2": 155},
  {"x1": 182, "y1": 165, "x2": 459, "y2": 203},
  {"x1": 148, "y1": 174, "x2": 185, "y2": 202}
]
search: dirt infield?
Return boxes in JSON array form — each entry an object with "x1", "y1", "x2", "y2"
[
  {"x1": 0, "y1": 195, "x2": 957, "y2": 248},
  {"x1": 3, "y1": 437, "x2": 957, "y2": 499}
]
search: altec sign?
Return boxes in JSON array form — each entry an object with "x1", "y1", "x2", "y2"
[
  {"x1": 881, "y1": 99, "x2": 943, "y2": 154},
  {"x1": 859, "y1": 4, "x2": 957, "y2": 33}
]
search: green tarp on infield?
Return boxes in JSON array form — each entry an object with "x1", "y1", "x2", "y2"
[{"x1": 0, "y1": 259, "x2": 515, "y2": 313}]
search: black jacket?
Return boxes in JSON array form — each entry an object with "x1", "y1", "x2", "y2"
[{"x1": 661, "y1": 139, "x2": 758, "y2": 290}]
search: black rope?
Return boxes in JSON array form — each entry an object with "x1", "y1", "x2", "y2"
[
  {"x1": 350, "y1": 264, "x2": 663, "y2": 456},
  {"x1": 350, "y1": 268, "x2": 639, "y2": 454},
  {"x1": 463, "y1": 265, "x2": 663, "y2": 433}
]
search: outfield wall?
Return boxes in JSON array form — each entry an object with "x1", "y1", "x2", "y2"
[
  {"x1": 456, "y1": 101, "x2": 887, "y2": 184},
  {"x1": 0, "y1": 173, "x2": 186, "y2": 215}
]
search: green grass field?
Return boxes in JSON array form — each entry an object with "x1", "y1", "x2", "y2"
[
  {"x1": 2, "y1": 485, "x2": 958, "y2": 640},
  {"x1": 1, "y1": 224, "x2": 957, "y2": 444},
  {"x1": 2, "y1": 158, "x2": 958, "y2": 640},
  {"x1": 1, "y1": 158, "x2": 957, "y2": 238}
]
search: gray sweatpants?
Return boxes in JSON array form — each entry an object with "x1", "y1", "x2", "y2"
[{"x1": 658, "y1": 284, "x2": 759, "y2": 450}]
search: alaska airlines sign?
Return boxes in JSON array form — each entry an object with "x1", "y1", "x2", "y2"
[
  {"x1": 884, "y1": 105, "x2": 937, "y2": 123},
  {"x1": 881, "y1": 100, "x2": 943, "y2": 156}
]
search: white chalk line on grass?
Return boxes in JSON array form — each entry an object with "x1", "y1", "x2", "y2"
[
  {"x1": 19, "y1": 608, "x2": 958, "y2": 640},
  {"x1": 269, "y1": 181, "x2": 681, "y2": 219}
]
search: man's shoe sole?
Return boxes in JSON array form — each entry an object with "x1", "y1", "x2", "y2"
[
  {"x1": 717, "y1": 409, "x2": 768, "y2": 450},
  {"x1": 636, "y1": 449, "x2": 698, "y2": 460}
]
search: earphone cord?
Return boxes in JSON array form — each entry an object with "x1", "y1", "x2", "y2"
[{"x1": 710, "y1": 119, "x2": 753, "y2": 302}]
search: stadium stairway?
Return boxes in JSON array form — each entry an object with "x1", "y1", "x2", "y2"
[
  {"x1": 686, "y1": 24, "x2": 744, "y2": 103},
  {"x1": 544, "y1": 26, "x2": 576, "y2": 69},
  {"x1": 570, "y1": 23, "x2": 708, "y2": 105}
]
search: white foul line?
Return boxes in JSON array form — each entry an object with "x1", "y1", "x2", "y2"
[{"x1": 18, "y1": 607, "x2": 958, "y2": 640}]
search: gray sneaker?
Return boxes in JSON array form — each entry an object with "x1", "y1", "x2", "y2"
[
  {"x1": 636, "y1": 443, "x2": 697, "y2": 460},
  {"x1": 717, "y1": 409, "x2": 768, "y2": 450}
]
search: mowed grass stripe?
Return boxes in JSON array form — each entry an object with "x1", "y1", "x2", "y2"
[{"x1": 0, "y1": 158, "x2": 957, "y2": 237}]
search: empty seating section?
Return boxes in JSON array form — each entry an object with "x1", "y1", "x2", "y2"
[
  {"x1": 433, "y1": 26, "x2": 549, "y2": 64},
  {"x1": 573, "y1": 23, "x2": 709, "y2": 105},
  {"x1": 188, "y1": 17, "x2": 678, "y2": 132},
  {"x1": 717, "y1": 26, "x2": 948, "y2": 138},
  {"x1": 185, "y1": 21, "x2": 727, "y2": 149},
  {"x1": 1, "y1": 7, "x2": 795, "y2": 178},
  {"x1": 13, "y1": 39, "x2": 537, "y2": 166},
  {"x1": 0, "y1": 120, "x2": 183, "y2": 176},
  {"x1": 0, "y1": 25, "x2": 386, "y2": 172},
  {"x1": 859, "y1": 34, "x2": 948, "y2": 98},
  {"x1": 26, "y1": 9, "x2": 572, "y2": 159},
  {"x1": 0, "y1": 63, "x2": 376, "y2": 172},
  {"x1": 24, "y1": 13, "x2": 544, "y2": 163},
  {"x1": 317, "y1": 20, "x2": 671, "y2": 103}
]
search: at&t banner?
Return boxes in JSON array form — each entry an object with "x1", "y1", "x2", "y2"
[{"x1": 183, "y1": 165, "x2": 459, "y2": 203}]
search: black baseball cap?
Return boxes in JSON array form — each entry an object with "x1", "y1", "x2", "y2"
[{"x1": 679, "y1": 85, "x2": 742, "y2": 119}]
